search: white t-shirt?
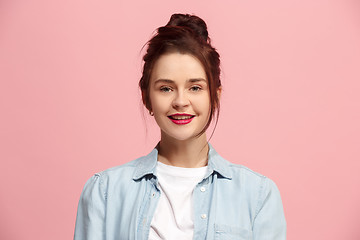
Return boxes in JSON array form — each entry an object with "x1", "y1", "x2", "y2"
[{"x1": 148, "y1": 161, "x2": 208, "y2": 240}]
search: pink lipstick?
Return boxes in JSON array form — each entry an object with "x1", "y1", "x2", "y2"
[{"x1": 168, "y1": 113, "x2": 195, "y2": 125}]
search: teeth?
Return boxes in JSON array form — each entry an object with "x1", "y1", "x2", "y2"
[{"x1": 172, "y1": 116, "x2": 192, "y2": 120}]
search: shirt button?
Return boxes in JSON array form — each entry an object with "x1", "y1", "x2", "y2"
[
  {"x1": 201, "y1": 214, "x2": 207, "y2": 219},
  {"x1": 200, "y1": 187, "x2": 206, "y2": 192}
]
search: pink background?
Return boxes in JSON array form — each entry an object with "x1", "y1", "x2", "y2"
[{"x1": 1, "y1": 0, "x2": 360, "y2": 239}]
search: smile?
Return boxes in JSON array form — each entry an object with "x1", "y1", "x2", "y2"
[{"x1": 168, "y1": 114, "x2": 195, "y2": 125}]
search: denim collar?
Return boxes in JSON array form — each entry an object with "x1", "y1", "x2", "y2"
[{"x1": 133, "y1": 143, "x2": 232, "y2": 181}]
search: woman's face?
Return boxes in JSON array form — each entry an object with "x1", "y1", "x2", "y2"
[{"x1": 148, "y1": 52, "x2": 211, "y2": 142}]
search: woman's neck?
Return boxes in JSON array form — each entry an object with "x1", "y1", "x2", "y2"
[{"x1": 157, "y1": 134, "x2": 209, "y2": 168}]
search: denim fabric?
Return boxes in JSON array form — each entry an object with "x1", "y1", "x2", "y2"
[{"x1": 74, "y1": 144, "x2": 286, "y2": 240}]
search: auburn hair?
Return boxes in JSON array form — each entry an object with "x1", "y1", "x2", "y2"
[{"x1": 139, "y1": 13, "x2": 221, "y2": 137}]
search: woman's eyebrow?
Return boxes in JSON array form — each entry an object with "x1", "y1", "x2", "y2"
[
  {"x1": 154, "y1": 79, "x2": 174, "y2": 84},
  {"x1": 154, "y1": 78, "x2": 207, "y2": 84},
  {"x1": 188, "y1": 78, "x2": 207, "y2": 83}
]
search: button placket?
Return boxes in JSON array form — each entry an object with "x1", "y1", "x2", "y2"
[{"x1": 193, "y1": 178, "x2": 211, "y2": 239}]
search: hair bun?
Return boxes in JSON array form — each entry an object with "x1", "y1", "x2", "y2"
[{"x1": 166, "y1": 13, "x2": 209, "y2": 42}]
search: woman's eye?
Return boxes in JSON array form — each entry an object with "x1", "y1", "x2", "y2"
[
  {"x1": 190, "y1": 86, "x2": 202, "y2": 91},
  {"x1": 160, "y1": 87, "x2": 172, "y2": 92}
]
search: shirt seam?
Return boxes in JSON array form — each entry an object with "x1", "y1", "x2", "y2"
[{"x1": 254, "y1": 176, "x2": 267, "y2": 221}]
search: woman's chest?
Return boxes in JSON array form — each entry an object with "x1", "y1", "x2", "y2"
[{"x1": 104, "y1": 178, "x2": 255, "y2": 240}]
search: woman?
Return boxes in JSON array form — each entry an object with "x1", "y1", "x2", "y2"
[{"x1": 74, "y1": 13, "x2": 286, "y2": 240}]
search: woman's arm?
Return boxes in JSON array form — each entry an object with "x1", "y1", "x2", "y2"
[
  {"x1": 252, "y1": 178, "x2": 287, "y2": 239},
  {"x1": 74, "y1": 173, "x2": 106, "y2": 240}
]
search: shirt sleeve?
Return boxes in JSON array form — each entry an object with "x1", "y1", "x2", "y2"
[
  {"x1": 252, "y1": 178, "x2": 286, "y2": 240},
  {"x1": 74, "y1": 173, "x2": 106, "y2": 240}
]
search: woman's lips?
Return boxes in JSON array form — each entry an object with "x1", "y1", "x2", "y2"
[{"x1": 168, "y1": 114, "x2": 195, "y2": 125}]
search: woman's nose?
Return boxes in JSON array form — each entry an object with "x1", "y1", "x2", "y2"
[{"x1": 172, "y1": 91, "x2": 190, "y2": 109}]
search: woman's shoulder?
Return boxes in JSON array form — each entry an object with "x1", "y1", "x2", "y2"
[
  {"x1": 209, "y1": 145, "x2": 279, "y2": 193},
  {"x1": 227, "y1": 158, "x2": 278, "y2": 186},
  {"x1": 102, "y1": 157, "x2": 142, "y2": 174},
  {"x1": 228, "y1": 162, "x2": 267, "y2": 182},
  {"x1": 214, "y1": 153, "x2": 280, "y2": 197},
  {"x1": 89, "y1": 148, "x2": 158, "y2": 183},
  {"x1": 94, "y1": 156, "x2": 148, "y2": 180},
  {"x1": 209, "y1": 146, "x2": 268, "y2": 183},
  {"x1": 232, "y1": 165, "x2": 282, "y2": 210},
  {"x1": 232, "y1": 162, "x2": 279, "y2": 192},
  {"x1": 218, "y1": 158, "x2": 283, "y2": 214}
]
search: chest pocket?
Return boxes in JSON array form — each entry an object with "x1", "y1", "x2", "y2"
[{"x1": 214, "y1": 224, "x2": 253, "y2": 240}]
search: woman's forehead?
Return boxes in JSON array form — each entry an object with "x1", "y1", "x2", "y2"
[{"x1": 151, "y1": 52, "x2": 207, "y2": 81}]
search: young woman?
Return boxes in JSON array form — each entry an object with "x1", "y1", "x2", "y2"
[{"x1": 74, "y1": 13, "x2": 286, "y2": 240}]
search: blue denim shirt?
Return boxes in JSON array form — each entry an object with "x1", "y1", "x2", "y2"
[{"x1": 74, "y1": 144, "x2": 286, "y2": 240}]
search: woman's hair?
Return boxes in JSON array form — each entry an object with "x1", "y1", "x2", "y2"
[{"x1": 139, "y1": 13, "x2": 221, "y2": 137}]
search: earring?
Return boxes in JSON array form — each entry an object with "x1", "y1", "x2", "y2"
[{"x1": 149, "y1": 110, "x2": 154, "y2": 116}]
